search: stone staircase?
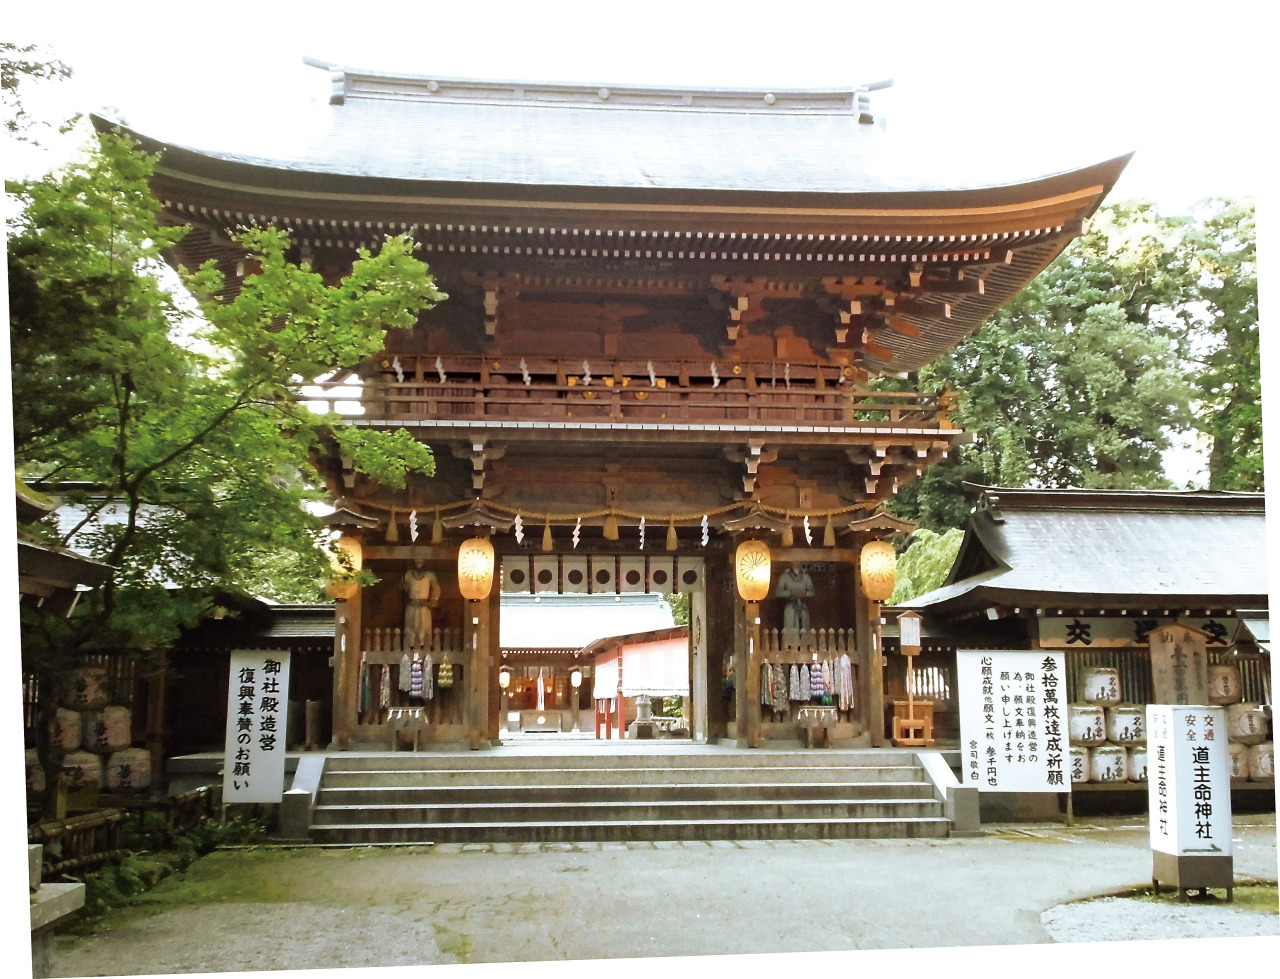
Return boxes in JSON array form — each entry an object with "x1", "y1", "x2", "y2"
[{"x1": 305, "y1": 749, "x2": 952, "y2": 843}]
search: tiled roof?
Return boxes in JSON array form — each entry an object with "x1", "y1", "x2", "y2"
[
  {"x1": 903, "y1": 485, "x2": 1268, "y2": 612},
  {"x1": 110, "y1": 67, "x2": 1125, "y2": 201}
]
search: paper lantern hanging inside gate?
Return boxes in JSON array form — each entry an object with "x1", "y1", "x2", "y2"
[
  {"x1": 458, "y1": 537, "x2": 496, "y2": 600},
  {"x1": 859, "y1": 540, "x2": 897, "y2": 602},
  {"x1": 734, "y1": 540, "x2": 772, "y2": 602}
]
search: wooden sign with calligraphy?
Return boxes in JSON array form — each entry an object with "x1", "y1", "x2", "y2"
[{"x1": 1148, "y1": 623, "x2": 1209, "y2": 706}]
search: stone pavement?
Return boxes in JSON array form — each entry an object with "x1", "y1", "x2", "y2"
[{"x1": 49, "y1": 814, "x2": 1278, "y2": 976}]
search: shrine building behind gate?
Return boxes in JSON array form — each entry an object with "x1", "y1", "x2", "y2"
[{"x1": 105, "y1": 65, "x2": 1130, "y2": 751}]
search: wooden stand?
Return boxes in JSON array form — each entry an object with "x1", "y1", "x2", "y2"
[{"x1": 892, "y1": 699, "x2": 935, "y2": 747}]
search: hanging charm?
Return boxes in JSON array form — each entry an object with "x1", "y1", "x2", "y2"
[
  {"x1": 639, "y1": 516, "x2": 646, "y2": 551},
  {"x1": 435, "y1": 356, "x2": 446, "y2": 383},
  {"x1": 520, "y1": 358, "x2": 531, "y2": 387},
  {"x1": 573, "y1": 517, "x2": 581, "y2": 549},
  {"x1": 603, "y1": 513, "x2": 619, "y2": 541},
  {"x1": 409, "y1": 510, "x2": 419, "y2": 542},
  {"x1": 710, "y1": 363, "x2": 720, "y2": 388},
  {"x1": 647, "y1": 361, "x2": 657, "y2": 387},
  {"x1": 781, "y1": 522, "x2": 794, "y2": 548},
  {"x1": 542, "y1": 520, "x2": 553, "y2": 552},
  {"x1": 385, "y1": 510, "x2": 399, "y2": 543},
  {"x1": 582, "y1": 360, "x2": 592, "y2": 386},
  {"x1": 431, "y1": 510, "x2": 443, "y2": 545},
  {"x1": 701, "y1": 514, "x2": 709, "y2": 547},
  {"x1": 391, "y1": 355, "x2": 404, "y2": 383},
  {"x1": 784, "y1": 362, "x2": 791, "y2": 390},
  {"x1": 823, "y1": 513, "x2": 836, "y2": 547},
  {"x1": 666, "y1": 518, "x2": 678, "y2": 551},
  {"x1": 803, "y1": 514, "x2": 813, "y2": 545},
  {"x1": 514, "y1": 514, "x2": 524, "y2": 544}
]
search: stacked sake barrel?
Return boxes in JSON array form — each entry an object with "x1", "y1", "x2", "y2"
[
  {"x1": 1211, "y1": 663, "x2": 1273, "y2": 784},
  {"x1": 1068, "y1": 667, "x2": 1146, "y2": 785},
  {"x1": 26, "y1": 666, "x2": 151, "y2": 797}
]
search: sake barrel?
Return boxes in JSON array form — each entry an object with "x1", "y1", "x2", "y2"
[
  {"x1": 1226, "y1": 702, "x2": 1267, "y2": 745},
  {"x1": 1128, "y1": 745, "x2": 1148, "y2": 782},
  {"x1": 1089, "y1": 744, "x2": 1128, "y2": 783},
  {"x1": 1080, "y1": 667, "x2": 1122, "y2": 707},
  {"x1": 1248, "y1": 741, "x2": 1274, "y2": 781},
  {"x1": 1068, "y1": 704, "x2": 1107, "y2": 746},
  {"x1": 1069, "y1": 745, "x2": 1090, "y2": 784},
  {"x1": 60, "y1": 666, "x2": 109, "y2": 710},
  {"x1": 1228, "y1": 741, "x2": 1250, "y2": 782},
  {"x1": 1207, "y1": 663, "x2": 1243, "y2": 705},
  {"x1": 50, "y1": 707, "x2": 82, "y2": 752},
  {"x1": 81, "y1": 705, "x2": 132, "y2": 754},
  {"x1": 104, "y1": 747, "x2": 152, "y2": 792},
  {"x1": 1105, "y1": 704, "x2": 1146, "y2": 745},
  {"x1": 25, "y1": 749, "x2": 45, "y2": 794},
  {"x1": 62, "y1": 750, "x2": 103, "y2": 790}
]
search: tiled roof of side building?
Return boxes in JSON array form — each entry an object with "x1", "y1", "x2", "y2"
[{"x1": 902, "y1": 485, "x2": 1268, "y2": 613}]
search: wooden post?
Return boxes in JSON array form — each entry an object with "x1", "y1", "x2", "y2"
[
  {"x1": 869, "y1": 599, "x2": 886, "y2": 746},
  {"x1": 745, "y1": 601, "x2": 761, "y2": 748},
  {"x1": 467, "y1": 598, "x2": 490, "y2": 749},
  {"x1": 145, "y1": 649, "x2": 169, "y2": 789},
  {"x1": 330, "y1": 593, "x2": 362, "y2": 749}
]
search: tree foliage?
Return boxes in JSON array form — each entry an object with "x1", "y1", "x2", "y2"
[
  {"x1": 9, "y1": 129, "x2": 445, "y2": 658},
  {"x1": 888, "y1": 528, "x2": 964, "y2": 605},
  {"x1": 889, "y1": 198, "x2": 1259, "y2": 533}
]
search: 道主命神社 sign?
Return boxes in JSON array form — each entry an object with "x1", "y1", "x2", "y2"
[
  {"x1": 957, "y1": 650, "x2": 1066, "y2": 792},
  {"x1": 224, "y1": 650, "x2": 291, "y2": 804},
  {"x1": 1146, "y1": 705, "x2": 1232, "y2": 857}
]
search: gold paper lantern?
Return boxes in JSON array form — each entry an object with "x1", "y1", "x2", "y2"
[
  {"x1": 457, "y1": 537, "x2": 496, "y2": 601},
  {"x1": 735, "y1": 540, "x2": 772, "y2": 602},
  {"x1": 325, "y1": 535, "x2": 363, "y2": 600},
  {"x1": 498, "y1": 667, "x2": 511, "y2": 689},
  {"x1": 860, "y1": 540, "x2": 897, "y2": 602}
]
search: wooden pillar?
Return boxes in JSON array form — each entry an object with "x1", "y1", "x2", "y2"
[
  {"x1": 689, "y1": 584, "x2": 709, "y2": 742},
  {"x1": 486, "y1": 589, "x2": 502, "y2": 741},
  {"x1": 145, "y1": 649, "x2": 168, "y2": 789},
  {"x1": 467, "y1": 597, "x2": 490, "y2": 749},
  {"x1": 854, "y1": 569, "x2": 885, "y2": 747},
  {"x1": 616, "y1": 691, "x2": 624, "y2": 738},
  {"x1": 330, "y1": 592, "x2": 362, "y2": 749},
  {"x1": 745, "y1": 601, "x2": 762, "y2": 748}
]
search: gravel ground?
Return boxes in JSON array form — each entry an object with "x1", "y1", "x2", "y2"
[
  {"x1": 1043, "y1": 891, "x2": 1279, "y2": 943},
  {"x1": 49, "y1": 818, "x2": 1278, "y2": 976}
]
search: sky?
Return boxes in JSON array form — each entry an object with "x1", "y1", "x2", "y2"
[
  {"x1": 4, "y1": 4, "x2": 1278, "y2": 977},
  {"x1": 3, "y1": 1, "x2": 1271, "y2": 214}
]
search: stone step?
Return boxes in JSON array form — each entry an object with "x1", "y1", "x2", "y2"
[
  {"x1": 312, "y1": 797, "x2": 943, "y2": 825},
  {"x1": 315, "y1": 781, "x2": 937, "y2": 806},
  {"x1": 319, "y1": 750, "x2": 907, "y2": 773},
  {"x1": 319, "y1": 764, "x2": 925, "y2": 787},
  {"x1": 310, "y1": 815, "x2": 952, "y2": 844}
]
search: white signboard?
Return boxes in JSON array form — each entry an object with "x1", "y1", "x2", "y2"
[
  {"x1": 957, "y1": 650, "x2": 1067, "y2": 792},
  {"x1": 1146, "y1": 705, "x2": 1232, "y2": 857},
  {"x1": 224, "y1": 650, "x2": 291, "y2": 804}
]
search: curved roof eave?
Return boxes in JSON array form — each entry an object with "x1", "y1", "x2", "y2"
[{"x1": 95, "y1": 115, "x2": 1132, "y2": 219}]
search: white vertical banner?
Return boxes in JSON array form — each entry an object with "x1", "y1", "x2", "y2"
[
  {"x1": 224, "y1": 650, "x2": 292, "y2": 804},
  {"x1": 957, "y1": 650, "x2": 1067, "y2": 792},
  {"x1": 1146, "y1": 705, "x2": 1232, "y2": 857}
]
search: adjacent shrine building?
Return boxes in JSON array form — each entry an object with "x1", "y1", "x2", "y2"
[{"x1": 106, "y1": 66, "x2": 1130, "y2": 751}]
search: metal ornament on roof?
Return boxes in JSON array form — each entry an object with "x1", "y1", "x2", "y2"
[{"x1": 722, "y1": 503, "x2": 793, "y2": 535}]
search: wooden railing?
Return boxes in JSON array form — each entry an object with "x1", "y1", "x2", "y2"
[
  {"x1": 307, "y1": 355, "x2": 955, "y2": 429},
  {"x1": 27, "y1": 784, "x2": 222, "y2": 881},
  {"x1": 760, "y1": 627, "x2": 858, "y2": 663}
]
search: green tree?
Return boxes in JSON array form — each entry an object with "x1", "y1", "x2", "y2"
[
  {"x1": 888, "y1": 527, "x2": 964, "y2": 605},
  {"x1": 1184, "y1": 198, "x2": 1260, "y2": 489},
  {"x1": 891, "y1": 199, "x2": 1237, "y2": 527},
  {"x1": 10, "y1": 130, "x2": 445, "y2": 811}
]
